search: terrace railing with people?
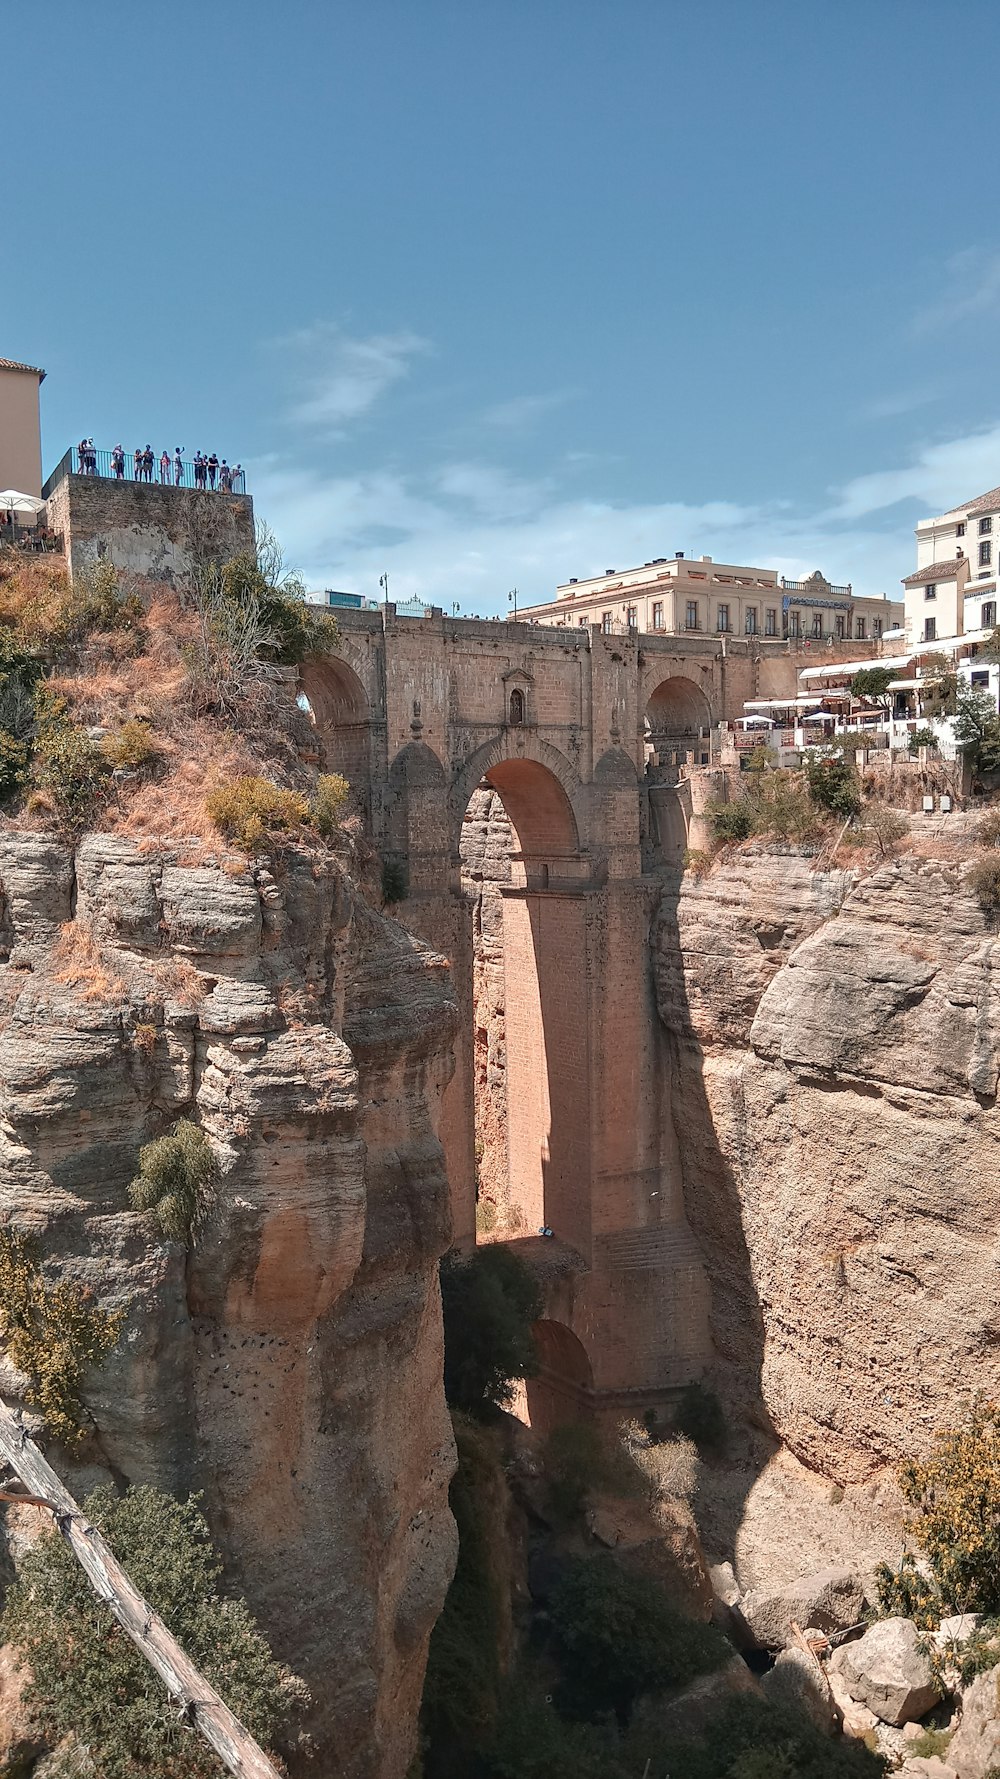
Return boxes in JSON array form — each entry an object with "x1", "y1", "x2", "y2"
[{"x1": 42, "y1": 447, "x2": 246, "y2": 499}]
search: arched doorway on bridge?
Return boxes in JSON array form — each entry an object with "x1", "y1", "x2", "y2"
[
  {"x1": 297, "y1": 657, "x2": 371, "y2": 809},
  {"x1": 644, "y1": 675, "x2": 712, "y2": 770},
  {"x1": 458, "y1": 753, "x2": 591, "y2": 1258},
  {"x1": 524, "y1": 1319, "x2": 594, "y2": 1437}
]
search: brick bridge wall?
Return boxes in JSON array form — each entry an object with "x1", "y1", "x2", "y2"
[
  {"x1": 298, "y1": 608, "x2": 866, "y2": 1417},
  {"x1": 46, "y1": 474, "x2": 255, "y2": 588}
]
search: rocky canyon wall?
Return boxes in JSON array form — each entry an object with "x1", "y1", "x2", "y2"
[
  {"x1": 0, "y1": 831, "x2": 460, "y2": 1779},
  {"x1": 654, "y1": 841, "x2": 1000, "y2": 1488}
]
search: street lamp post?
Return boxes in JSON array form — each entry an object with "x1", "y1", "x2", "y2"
[
  {"x1": 380, "y1": 573, "x2": 389, "y2": 617},
  {"x1": 508, "y1": 587, "x2": 518, "y2": 620}
]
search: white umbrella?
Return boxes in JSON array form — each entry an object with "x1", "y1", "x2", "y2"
[
  {"x1": 0, "y1": 491, "x2": 45, "y2": 515},
  {"x1": 801, "y1": 711, "x2": 831, "y2": 722}
]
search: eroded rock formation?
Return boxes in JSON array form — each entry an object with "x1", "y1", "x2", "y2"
[
  {"x1": 0, "y1": 831, "x2": 459, "y2": 1779},
  {"x1": 655, "y1": 843, "x2": 1000, "y2": 1488}
]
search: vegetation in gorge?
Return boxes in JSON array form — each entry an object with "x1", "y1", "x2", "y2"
[
  {"x1": 0, "y1": 1228, "x2": 124, "y2": 1450},
  {"x1": 876, "y1": 1400, "x2": 1000, "y2": 1622},
  {"x1": 128, "y1": 1120, "x2": 217, "y2": 1242},
  {"x1": 2, "y1": 1485, "x2": 305, "y2": 1779},
  {"x1": 440, "y1": 1245, "x2": 541, "y2": 1418},
  {"x1": 954, "y1": 684, "x2": 1000, "y2": 780}
]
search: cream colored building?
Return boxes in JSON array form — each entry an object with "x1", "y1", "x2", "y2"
[
  {"x1": 519, "y1": 554, "x2": 901, "y2": 643},
  {"x1": 0, "y1": 358, "x2": 45, "y2": 497},
  {"x1": 903, "y1": 482, "x2": 1000, "y2": 645}
]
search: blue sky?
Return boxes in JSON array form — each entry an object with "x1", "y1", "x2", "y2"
[{"x1": 7, "y1": 2, "x2": 1000, "y2": 610}]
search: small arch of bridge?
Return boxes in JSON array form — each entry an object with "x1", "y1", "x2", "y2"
[{"x1": 449, "y1": 731, "x2": 587, "y2": 863}]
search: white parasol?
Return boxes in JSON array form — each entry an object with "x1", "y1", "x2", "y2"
[{"x1": 0, "y1": 491, "x2": 46, "y2": 516}]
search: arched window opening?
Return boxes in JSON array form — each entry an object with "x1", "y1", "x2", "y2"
[{"x1": 509, "y1": 687, "x2": 525, "y2": 726}]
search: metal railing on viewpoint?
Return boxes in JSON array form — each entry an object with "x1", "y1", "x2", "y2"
[{"x1": 42, "y1": 447, "x2": 246, "y2": 499}]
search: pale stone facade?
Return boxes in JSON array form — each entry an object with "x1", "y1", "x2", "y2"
[{"x1": 519, "y1": 555, "x2": 902, "y2": 644}]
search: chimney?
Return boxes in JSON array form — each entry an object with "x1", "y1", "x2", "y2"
[{"x1": 675, "y1": 550, "x2": 685, "y2": 559}]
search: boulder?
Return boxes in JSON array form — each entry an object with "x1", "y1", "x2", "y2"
[
  {"x1": 828, "y1": 1667, "x2": 880, "y2": 1740},
  {"x1": 635, "y1": 1654, "x2": 761, "y2": 1741},
  {"x1": 761, "y1": 1646, "x2": 837, "y2": 1733},
  {"x1": 737, "y1": 1567, "x2": 867, "y2": 1649},
  {"x1": 945, "y1": 1660, "x2": 1000, "y2": 1776},
  {"x1": 899, "y1": 1762, "x2": 958, "y2": 1779},
  {"x1": 830, "y1": 1617, "x2": 940, "y2": 1726}
]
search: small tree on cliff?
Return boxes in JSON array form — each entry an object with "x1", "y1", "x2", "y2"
[
  {"x1": 2, "y1": 1484, "x2": 305, "y2": 1779},
  {"x1": 440, "y1": 1245, "x2": 541, "y2": 1418},
  {"x1": 875, "y1": 1400, "x2": 1000, "y2": 1621}
]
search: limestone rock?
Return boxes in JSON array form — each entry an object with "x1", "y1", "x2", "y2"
[
  {"x1": 830, "y1": 1617, "x2": 940, "y2": 1726},
  {"x1": 737, "y1": 1566, "x2": 867, "y2": 1649},
  {"x1": 899, "y1": 1759, "x2": 958, "y2": 1778},
  {"x1": 946, "y1": 1660, "x2": 1000, "y2": 1777},
  {"x1": 636, "y1": 1652, "x2": 761, "y2": 1741},
  {"x1": 761, "y1": 1645, "x2": 838, "y2": 1733},
  {"x1": 828, "y1": 1667, "x2": 880, "y2": 1740}
]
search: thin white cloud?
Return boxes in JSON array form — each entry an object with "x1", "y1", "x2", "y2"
[
  {"x1": 482, "y1": 391, "x2": 573, "y2": 429},
  {"x1": 279, "y1": 323, "x2": 430, "y2": 434},
  {"x1": 911, "y1": 247, "x2": 1000, "y2": 336},
  {"x1": 828, "y1": 423, "x2": 1000, "y2": 521}
]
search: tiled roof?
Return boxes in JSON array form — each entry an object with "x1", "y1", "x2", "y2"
[
  {"x1": 0, "y1": 358, "x2": 45, "y2": 380},
  {"x1": 901, "y1": 559, "x2": 967, "y2": 586},
  {"x1": 957, "y1": 485, "x2": 1000, "y2": 518}
]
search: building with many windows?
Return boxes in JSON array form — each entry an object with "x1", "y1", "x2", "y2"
[
  {"x1": 902, "y1": 483, "x2": 1000, "y2": 647},
  {"x1": 518, "y1": 553, "x2": 901, "y2": 642}
]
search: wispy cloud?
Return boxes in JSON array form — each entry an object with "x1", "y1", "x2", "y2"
[
  {"x1": 860, "y1": 385, "x2": 941, "y2": 423},
  {"x1": 911, "y1": 247, "x2": 1000, "y2": 337},
  {"x1": 826, "y1": 423, "x2": 1000, "y2": 521},
  {"x1": 481, "y1": 391, "x2": 574, "y2": 429},
  {"x1": 279, "y1": 322, "x2": 430, "y2": 434}
]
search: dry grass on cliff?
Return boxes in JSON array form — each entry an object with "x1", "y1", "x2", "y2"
[{"x1": 50, "y1": 923, "x2": 129, "y2": 1003}]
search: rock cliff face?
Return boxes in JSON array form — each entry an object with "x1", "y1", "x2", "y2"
[
  {"x1": 0, "y1": 830, "x2": 459, "y2": 1779},
  {"x1": 654, "y1": 844, "x2": 1000, "y2": 1488}
]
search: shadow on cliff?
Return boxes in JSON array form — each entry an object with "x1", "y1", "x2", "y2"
[{"x1": 653, "y1": 870, "x2": 780, "y2": 1563}]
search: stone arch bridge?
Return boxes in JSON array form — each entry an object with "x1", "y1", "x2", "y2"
[{"x1": 299, "y1": 607, "x2": 771, "y2": 1422}]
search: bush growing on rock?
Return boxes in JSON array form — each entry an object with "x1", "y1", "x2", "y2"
[
  {"x1": 206, "y1": 775, "x2": 309, "y2": 851},
  {"x1": 31, "y1": 690, "x2": 112, "y2": 833},
  {"x1": 643, "y1": 1692, "x2": 887, "y2": 1778},
  {"x1": 804, "y1": 752, "x2": 861, "y2": 820},
  {"x1": 674, "y1": 1381, "x2": 727, "y2": 1453},
  {"x1": 0, "y1": 1227, "x2": 124, "y2": 1449},
  {"x1": 440, "y1": 1245, "x2": 540, "y2": 1418},
  {"x1": 128, "y1": 1120, "x2": 217, "y2": 1242},
  {"x1": 969, "y1": 855, "x2": 1000, "y2": 922},
  {"x1": 100, "y1": 718, "x2": 160, "y2": 770},
  {"x1": 1, "y1": 1484, "x2": 305, "y2": 1779},
  {"x1": 882, "y1": 1400, "x2": 1000, "y2": 1617},
  {"x1": 549, "y1": 1554, "x2": 727, "y2": 1724},
  {"x1": 310, "y1": 770, "x2": 350, "y2": 836}
]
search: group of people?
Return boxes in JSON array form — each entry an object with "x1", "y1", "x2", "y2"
[{"x1": 77, "y1": 440, "x2": 243, "y2": 493}]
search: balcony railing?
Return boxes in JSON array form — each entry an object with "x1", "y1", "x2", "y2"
[{"x1": 42, "y1": 447, "x2": 246, "y2": 499}]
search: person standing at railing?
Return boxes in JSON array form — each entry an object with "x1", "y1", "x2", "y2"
[
  {"x1": 219, "y1": 460, "x2": 231, "y2": 493},
  {"x1": 207, "y1": 452, "x2": 219, "y2": 490},
  {"x1": 159, "y1": 451, "x2": 170, "y2": 485},
  {"x1": 233, "y1": 463, "x2": 243, "y2": 493},
  {"x1": 133, "y1": 447, "x2": 142, "y2": 481},
  {"x1": 143, "y1": 445, "x2": 155, "y2": 483},
  {"x1": 174, "y1": 448, "x2": 184, "y2": 486},
  {"x1": 112, "y1": 445, "x2": 125, "y2": 479},
  {"x1": 193, "y1": 451, "x2": 204, "y2": 489}
]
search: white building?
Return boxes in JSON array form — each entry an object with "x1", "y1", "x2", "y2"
[{"x1": 903, "y1": 483, "x2": 1000, "y2": 647}]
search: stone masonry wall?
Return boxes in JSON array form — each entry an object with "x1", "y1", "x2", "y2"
[
  {"x1": 459, "y1": 786, "x2": 513, "y2": 1225},
  {"x1": 45, "y1": 474, "x2": 255, "y2": 587}
]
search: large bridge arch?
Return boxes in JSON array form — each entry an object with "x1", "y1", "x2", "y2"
[
  {"x1": 643, "y1": 673, "x2": 714, "y2": 756},
  {"x1": 298, "y1": 654, "x2": 372, "y2": 808},
  {"x1": 450, "y1": 732, "x2": 587, "y2": 869}
]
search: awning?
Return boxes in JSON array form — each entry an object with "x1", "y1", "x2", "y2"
[
  {"x1": 801, "y1": 654, "x2": 914, "y2": 679},
  {"x1": 0, "y1": 490, "x2": 45, "y2": 515},
  {"x1": 744, "y1": 697, "x2": 823, "y2": 709}
]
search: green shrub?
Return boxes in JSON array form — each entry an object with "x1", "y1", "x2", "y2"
[
  {"x1": 440, "y1": 1245, "x2": 541, "y2": 1418},
  {"x1": 907, "y1": 1727, "x2": 953, "y2": 1759},
  {"x1": 955, "y1": 686, "x2": 1000, "y2": 777},
  {"x1": 650, "y1": 1691, "x2": 887, "y2": 1778},
  {"x1": 1, "y1": 1484, "x2": 304, "y2": 1779},
  {"x1": 31, "y1": 692, "x2": 111, "y2": 833},
  {"x1": 381, "y1": 856, "x2": 408, "y2": 905},
  {"x1": 310, "y1": 770, "x2": 350, "y2": 836},
  {"x1": 101, "y1": 718, "x2": 160, "y2": 770},
  {"x1": 0, "y1": 1228, "x2": 124, "y2": 1449},
  {"x1": 872, "y1": 1552, "x2": 939, "y2": 1630},
  {"x1": 544, "y1": 1422, "x2": 611, "y2": 1524},
  {"x1": 71, "y1": 560, "x2": 146, "y2": 646},
  {"x1": 549, "y1": 1554, "x2": 727, "y2": 1724},
  {"x1": 968, "y1": 856, "x2": 1000, "y2": 921},
  {"x1": 128, "y1": 1120, "x2": 217, "y2": 1242},
  {"x1": 977, "y1": 808, "x2": 1000, "y2": 848},
  {"x1": 909, "y1": 726, "x2": 938, "y2": 754},
  {"x1": 705, "y1": 797, "x2": 754, "y2": 843},
  {"x1": 849, "y1": 668, "x2": 894, "y2": 701},
  {"x1": 0, "y1": 728, "x2": 29, "y2": 799},
  {"x1": 805, "y1": 752, "x2": 861, "y2": 818},
  {"x1": 859, "y1": 804, "x2": 909, "y2": 857},
  {"x1": 479, "y1": 1679, "x2": 628, "y2": 1779},
  {"x1": 674, "y1": 1381, "x2": 727, "y2": 1452},
  {"x1": 206, "y1": 775, "x2": 308, "y2": 850},
  {"x1": 893, "y1": 1400, "x2": 1000, "y2": 1615}
]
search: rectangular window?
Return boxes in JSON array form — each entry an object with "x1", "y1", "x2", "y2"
[
  {"x1": 856, "y1": 617, "x2": 866, "y2": 639},
  {"x1": 874, "y1": 618, "x2": 883, "y2": 638},
  {"x1": 981, "y1": 541, "x2": 992, "y2": 566},
  {"x1": 957, "y1": 522, "x2": 966, "y2": 537},
  {"x1": 980, "y1": 517, "x2": 993, "y2": 534},
  {"x1": 578, "y1": 616, "x2": 587, "y2": 626},
  {"x1": 626, "y1": 605, "x2": 638, "y2": 629},
  {"x1": 924, "y1": 615, "x2": 937, "y2": 641},
  {"x1": 983, "y1": 602, "x2": 997, "y2": 629},
  {"x1": 652, "y1": 601, "x2": 664, "y2": 629},
  {"x1": 602, "y1": 611, "x2": 612, "y2": 633},
  {"x1": 788, "y1": 611, "x2": 801, "y2": 638},
  {"x1": 685, "y1": 601, "x2": 699, "y2": 630},
  {"x1": 717, "y1": 603, "x2": 730, "y2": 633},
  {"x1": 811, "y1": 612, "x2": 823, "y2": 637},
  {"x1": 765, "y1": 608, "x2": 777, "y2": 636},
  {"x1": 924, "y1": 584, "x2": 936, "y2": 600},
  {"x1": 836, "y1": 615, "x2": 845, "y2": 638},
  {"x1": 972, "y1": 669, "x2": 991, "y2": 688},
  {"x1": 745, "y1": 607, "x2": 757, "y2": 635}
]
